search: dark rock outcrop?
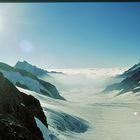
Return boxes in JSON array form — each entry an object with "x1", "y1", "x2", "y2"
[{"x1": 0, "y1": 72, "x2": 48, "y2": 140}]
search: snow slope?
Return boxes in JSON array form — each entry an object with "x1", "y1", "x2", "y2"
[
  {"x1": 0, "y1": 62, "x2": 64, "y2": 100},
  {"x1": 18, "y1": 68, "x2": 140, "y2": 140},
  {"x1": 18, "y1": 87, "x2": 89, "y2": 140},
  {"x1": 34, "y1": 117, "x2": 51, "y2": 140}
]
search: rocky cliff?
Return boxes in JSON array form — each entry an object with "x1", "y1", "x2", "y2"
[{"x1": 0, "y1": 72, "x2": 48, "y2": 140}]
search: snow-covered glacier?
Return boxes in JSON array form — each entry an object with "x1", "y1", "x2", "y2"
[{"x1": 19, "y1": 68, "x2": 140, "y2": 140}]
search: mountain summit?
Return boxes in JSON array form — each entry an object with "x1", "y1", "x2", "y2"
[
  {"x1": 15, "y1": 61, "x2": 48, "y2": 77},
  {"x1": 120, "y1": 61, "x2": 140, "y2": 78}
]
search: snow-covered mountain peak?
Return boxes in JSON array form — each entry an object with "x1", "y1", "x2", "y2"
[
  {"x1": 15, "y1": 60, "x2": 48, "y2": 76},
  {"x1": 123, "y1": 61, "x2": 140, "y2": 77}
]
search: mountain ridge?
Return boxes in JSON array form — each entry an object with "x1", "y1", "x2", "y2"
[
  {"x1": 0, "y1": 62, "x2": 65, "y2": 100},
  {"x1": 15, "y1": 60, "x2": 64, "y2": 76},
  {"x1": 15, "y1": 61, "x2": 48, "y2": 77},
  {"x1": 104, "y1": 61, "x2": 140, "y2": 95}
]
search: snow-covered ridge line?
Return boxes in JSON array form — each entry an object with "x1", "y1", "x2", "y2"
[
  {"x1": 15, "y1": 60, "x2": 48, "y2": 76},
  {"x1": 0, "y1": 62, "x2": 64, "y2": 100}
]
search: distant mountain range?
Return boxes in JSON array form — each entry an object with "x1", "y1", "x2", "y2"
[
  {"x1": 104, "y1": 61, "x2": 140, "y2": 95},
  {"x1": 0, "y1": 62, "x2": 64, "y2": 100}
]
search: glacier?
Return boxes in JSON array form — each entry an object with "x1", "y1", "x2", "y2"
[{"x1": 18, "y1": 68, "x2": 140, "y2": 140}]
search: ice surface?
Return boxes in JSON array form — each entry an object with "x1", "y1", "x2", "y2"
[
  {"x1": 34, "y1": 117, "x2": 51, "y2": 140},
  {"x1": 18, "y1": 68, "x2": 140, "y2": 140}
]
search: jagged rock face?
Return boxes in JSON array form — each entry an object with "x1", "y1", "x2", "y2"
[
  {"x1": 0, "y1": 113, "x2": 36, "y2": 140},
  {"x1": 21, "y1": 93, "x2": 48, "y2": 127},
  {"x1": 0, "y1": 73, "x2": 48, "y2": 140}
]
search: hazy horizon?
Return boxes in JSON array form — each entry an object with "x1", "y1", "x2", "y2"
[{"x1": 0, "y1": 3, "x2": 140, "y2": 68}]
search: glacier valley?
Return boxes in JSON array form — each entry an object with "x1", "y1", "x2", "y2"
[{"x1": 18, "y1": 68, "x2": 140, "y2": 140}]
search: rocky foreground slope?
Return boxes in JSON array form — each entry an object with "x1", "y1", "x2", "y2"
[{"x1": 0, "y1": 72, "x2": 48, "y2": 140}]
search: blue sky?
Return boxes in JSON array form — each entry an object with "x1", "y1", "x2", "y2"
[{"x1": 0, "y1": 3, "x2": 140, "y2": 68}]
